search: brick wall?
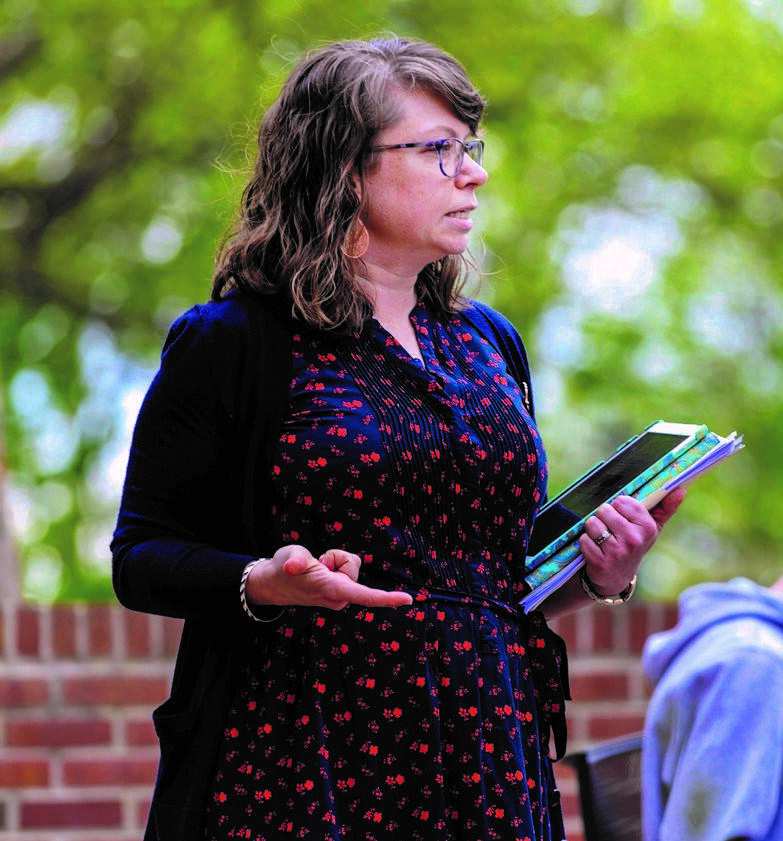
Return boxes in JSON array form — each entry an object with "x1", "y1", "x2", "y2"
[{"x1": 0, "y1": 601, "x2": 678, "y2": 841}]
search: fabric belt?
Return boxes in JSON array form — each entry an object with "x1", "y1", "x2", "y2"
[{"x1": 411, "y1": 585, "x2": 521, "y2": 619}]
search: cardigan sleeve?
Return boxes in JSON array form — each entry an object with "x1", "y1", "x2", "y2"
[{"x1": 111, "y1": 305, "x2": 257, "y2": 621}]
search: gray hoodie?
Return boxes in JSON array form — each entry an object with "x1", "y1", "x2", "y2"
[{"x1": 642, "y1": 577, "x2": 783, "y2": 841}]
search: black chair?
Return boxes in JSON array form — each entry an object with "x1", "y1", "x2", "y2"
[{"x1": 562, "y1": 731, "x2": 644, "y2": 841}]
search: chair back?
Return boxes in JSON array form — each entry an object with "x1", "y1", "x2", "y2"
[{"x1": 563, "y1": 731, "x2": 644, "y2": 841}]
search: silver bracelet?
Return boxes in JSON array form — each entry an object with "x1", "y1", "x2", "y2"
[
  {"x1": 579, "y1": 567, "x2": 637, "y2": 606},
  {"x1": 240, "y1": 559, "x2": 285, "y2": 623}
]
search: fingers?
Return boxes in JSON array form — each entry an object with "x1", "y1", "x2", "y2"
[
  {"x1": 578, "y1": 496, "x2": 657, "y2": 593},
  {"x1": 576, "y1": 492, "x2": 684, "y2": 598},
  {"x1": 274, "y1": 545, "x2": 412, "y2": 611},
  {"x1": 311, "y1": 556, "x2": 414, "y2": 609},
  {"x1": 584, "y1": 519, "x2": 613, "y2": 547},
  {"x1": 607, "y1": 495, "x2": 656, "y2": 528},
  {"x1": 578, "y1": 525, "x2": 617, "y2": 561},
  {"x1": 602, "y1": 497, "x2": 658, "y2": 542},
  {"x1": 319, "y1": 549, "x2": 413, "y2": 607},
  {"x1": 330, "y1": 580, "x2": 414, "y2": 609},
  {"x1": 650, "y1": 487, "x2": 686, "y2": 527},
  {"x1": 602, "y1": 492, "x2": 684, "y2": 539},
  {"x1": 278, "y1": 546, "x2": 316, "y2": 576},
  {"x1": 318, "y1": 549, "x2": 362, "y2": 580}
]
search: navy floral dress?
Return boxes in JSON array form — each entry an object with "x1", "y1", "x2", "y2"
[{"x1": 204, "y1": 303, "x2": 566, "y2": 841}]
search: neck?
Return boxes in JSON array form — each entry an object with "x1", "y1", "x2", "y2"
[
  {"x1": 359, "y1": 269, "x2": 423, "y2": 362},
  {"x1": 359, "y1": 262, "x2": 418, "y2": 325}
]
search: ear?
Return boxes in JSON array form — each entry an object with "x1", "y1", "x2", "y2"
[{"x1": 349, "y1": 167, "x2": 362, "y2": 202}]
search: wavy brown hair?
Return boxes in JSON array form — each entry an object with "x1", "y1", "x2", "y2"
[{"x1": 211, "y1": 37, "x2": 486, "y2": 331}]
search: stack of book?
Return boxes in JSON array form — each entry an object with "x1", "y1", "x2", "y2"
[{"x1": 520, "y1": 421, "x2": 744, "y2": 612}]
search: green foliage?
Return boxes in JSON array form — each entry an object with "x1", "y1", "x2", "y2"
[{"x1": 2, "y1": 0, "x2": 781, "y2": 601}]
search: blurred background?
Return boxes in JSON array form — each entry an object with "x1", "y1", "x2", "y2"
[{"x1": 1, "y1": 0, "x2": 781, "y2": 604}]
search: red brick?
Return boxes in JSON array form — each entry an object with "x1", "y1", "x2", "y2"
[
  {"x1": 569, "y1": 670, "x2": 630, "y2": 701},
  {"x1": 16, "y1": 606, "x2": 41, "y2": 657},
  {"x1": 661, "y1": 603, "x2": 679, "y2": 630},
  {"x1": 561, "y1": 612, "x2": 598, "y2": 656},
  {"x1": 136, "y1": 796, "x2": 153, "y2": 827},
  {"x1": 7, "y1": 717, "x2": 112, "y2": 748},
  {"x1": 0, "y1": 678, "x2": 49, "y2": 707},
  {"x1": 640, "y1": 674, "x2": 655, "y2": 700},
  {"x1": 62, "y1": 674, "x2": 167, "y2": 706},
  {"x1": 52, "y1": 605, "x2": 78, "y2": 658},
  {"x1": 627, "y1": 603, "x2": 652, "y2": 653},
  {"x1": 560, "y1": 791, "x2": 582, "y2": 828},
  {"x1": 586, "y1": 713, "x2": 645, "y2": 741},
  {"x1": 162, "y1": 616, "x2": 183, "y2": 656},
  {"x1": 86, "y1": 605, "x2": 114, "y2": 656},
  {"x1": 591, "y1": 609, "x2": 618, "y2": 652},
  {"x1": 648, "y1": 602, "x2": 678, "y2": 635},
  {"x1": 125, "y1": 718, "x2": 157, "y2": 746},
  {"x1": 555, "y1": 762, "x2": 577, "y2": 785},
  {"x1": 0, "y1": 757, "x2": 49, "y2": 787},
  {"x1": 549, "y1": 612, "x2": 576, "y2": 642},
  {"x1": 21, "y1": 799, "x2": 122, "y2": 828},
  {"x1": 124, "y1": 610, "x2": 151, "y2": 657},
  {"x1": 63, "y1": 756, "x2": 158, "y2": 787}
]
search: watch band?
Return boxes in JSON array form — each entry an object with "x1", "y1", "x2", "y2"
[{"x1": 579, "y1": 568, "x2": 637, "y2": 606}]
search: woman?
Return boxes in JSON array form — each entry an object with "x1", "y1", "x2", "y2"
[{"x1": 112, "y1": 37, "x2": 683, "y2": 841}]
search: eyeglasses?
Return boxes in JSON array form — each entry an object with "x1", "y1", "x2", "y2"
[{"x1": 371, "y1": 137, "x2": 484, "y2": 178}]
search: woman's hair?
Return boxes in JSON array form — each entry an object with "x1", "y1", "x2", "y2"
[{"x1": 211, "y1": 37, "x2": 486, "y2": 331}]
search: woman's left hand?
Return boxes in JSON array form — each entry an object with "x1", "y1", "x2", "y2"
[{"x1": 577, "y1": 488, "x2": 686, "y2": 596}]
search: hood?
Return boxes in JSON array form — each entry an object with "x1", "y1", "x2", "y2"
[{"x1": 642, "y1": 577, "x2": 783, "y2": 686}]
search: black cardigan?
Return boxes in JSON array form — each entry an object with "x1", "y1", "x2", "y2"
[{"x1": 111, "y1": 292, "x2": 542, "y2": 840}]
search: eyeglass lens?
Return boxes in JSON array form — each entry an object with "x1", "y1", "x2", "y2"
[{"x1": 438, "y1": 139, "x2": 484, "y2": 177}]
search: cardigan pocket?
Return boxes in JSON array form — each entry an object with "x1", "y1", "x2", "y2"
[
  {"x1": 145, "y1": 623, "x2": 236, "y2": 840},
  {"x1": 145, "y1": 697, "x2": 205, "y2": 840},
  {"x1": 151, "y1": 695, "x2": 200, "y2": 797}
]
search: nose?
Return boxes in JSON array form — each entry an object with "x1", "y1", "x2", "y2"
[{"x1": 455, "y1": 153, "x2": 488, "y2": 188}]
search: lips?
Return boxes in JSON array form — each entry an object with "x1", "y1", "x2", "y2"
[{"x1": 446, "y1": 205, "x2": 477, "y2": 218}]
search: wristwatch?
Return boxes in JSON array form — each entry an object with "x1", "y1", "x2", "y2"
[{"x1": 579, "y1": 568, "x2": 637, "y2": 606}]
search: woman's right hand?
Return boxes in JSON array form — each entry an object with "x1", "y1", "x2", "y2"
[{"x1": 245, "y1": 544, "x2": 413, "y2": 611}]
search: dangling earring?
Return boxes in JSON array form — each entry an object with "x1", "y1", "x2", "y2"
[{"x1": 341, "y1": 220, "x2": 369, "y2": 259}]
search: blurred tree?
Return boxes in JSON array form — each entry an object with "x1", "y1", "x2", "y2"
[{"x1": 1, "y1": 0, "x2": 781, "y2": 601}]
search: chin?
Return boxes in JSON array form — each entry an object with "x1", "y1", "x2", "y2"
[{"x1": 435, "y1": 239, "x2": 470, "y2": 258}]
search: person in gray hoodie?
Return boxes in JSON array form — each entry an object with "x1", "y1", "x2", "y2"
[{"x1": 641, "y1": 576, "x2": 783, "y2": 841}]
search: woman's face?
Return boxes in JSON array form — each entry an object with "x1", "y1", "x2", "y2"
[{"x1": 360, "y1": 87, "x2": 488, "y2": 279}]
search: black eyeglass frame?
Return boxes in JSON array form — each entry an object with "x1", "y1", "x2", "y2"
[{"x1": 370, "y1": 137, "x2": 484, "y2": 178}]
